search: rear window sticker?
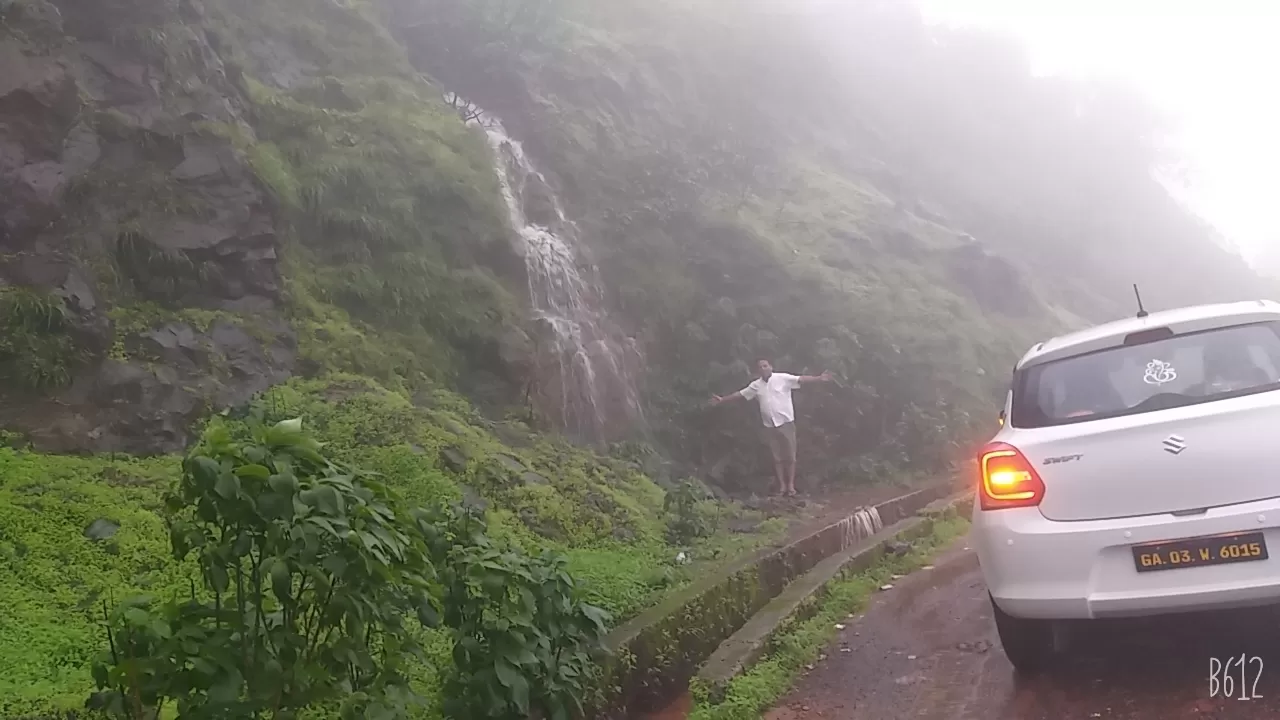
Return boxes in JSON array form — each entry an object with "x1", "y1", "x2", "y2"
[{"x1": 1143, "y1": 359, "x2": 1177, "y2": 385}]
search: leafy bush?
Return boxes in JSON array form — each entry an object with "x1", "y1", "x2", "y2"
[
  {"x1": 78, "y1": 406, "x2": 628, "y2": 720},
  {"x1": 90, "y1": 415, "x2": 440, "y2": 719},
  {"x1": 663, "y1": 481, "x2": 714, "y2": 545},
  {"x1": 426, "y1": 505, "x2": 612, "y2": 720}
]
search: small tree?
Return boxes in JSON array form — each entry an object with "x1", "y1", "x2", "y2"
[
  {"x1": 90, "y1": 415, "x2": 440, "y2": 719},
  {"x1": 424, "y1": 505, "x2": 612, "y2": 720},
  {"x1": 663, "y1": 480, "x2": 714, "y2": 545}
]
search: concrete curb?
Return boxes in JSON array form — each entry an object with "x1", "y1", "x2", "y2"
[
  {"x1": 593, "y1": 480, "x2": 966, "y2": 718},
  {"x1": 696, "y1": 491, "x2": 974, "y2": 699}
]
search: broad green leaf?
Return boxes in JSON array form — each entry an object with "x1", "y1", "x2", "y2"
[
  {"x1": 415, "y1": 599, "x2": 439, "y2": 628},
  {"x1": 320, "y1": 554, "x2": 348, "y2": 577},
  {"x1": 310, "y1": 516, "x2": 344, "y2": 537},
  {"x1": 208, "y1": 564, "x2": 229, "y2": 593},
  {"x1": 494, "y1": 658, "x2": 520, "y2": 689},
  {"x1": 209, "y1": 666, "x2": 244, "y2": 704},
  {"x1": 271, "y1": 559, "x2": 293, "y2": 605},
  {"x1": 231, "y1": 532, "x2": 252, "y2": 558},
  {"x1": 501, "y1": 644, "x2": 537, "y2": 667},
  {"x1": 234, "y1": 463, "x2": 272, "y2": 480},
  {"x1": 269, "y1": 472, "x2": 300, "y2": 495},
  {"x1": 317, "y1": 485, "x2": 344, "y2": 515},
  {"x1": 189, "y1": 455, "x2": 221, "y2": 487},
  {"x1": 214, "y1": 472, "x2": 241, "y2": 499},
  {"x1": 165, "y1": 493, "x2": 186, "y2": 513},
  {"x1": 509, "y1": 666, "x2": 531, "y2": 714},
  {"x1": 243, "y1": 445, "x2": 267, "y2": 464},
  {"x1": 582, "y1": 603, "x2": 612, "y2": 632},
  {"x1": 257, "y1": 491, "x2": 293, "y2": 520},
  {"x1": 122, "y1": 607, "x2": 151, "y2": 627}
]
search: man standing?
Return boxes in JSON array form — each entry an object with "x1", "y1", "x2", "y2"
[{"x1": 710, "y1": 359, "x2": 833, "y2": 497}]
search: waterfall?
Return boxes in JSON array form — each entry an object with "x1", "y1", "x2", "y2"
[
  {"x1": 460, "y1": 99, "x2": 645, "y2": 444},
  {"x1": 838, "y1": 506, "x2": 885, "y2": 550}
]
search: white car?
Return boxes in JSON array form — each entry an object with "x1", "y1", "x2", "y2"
[{"x1": 973, "y1": 299, "x2": 1280, "y2": 672}]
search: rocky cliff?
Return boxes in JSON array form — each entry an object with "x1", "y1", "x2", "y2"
[
  {"x1": 2, "y1": 0, "x2": 291, "y2": 452},
  {"x1": 0, "y1": 0, "x2": 541, "y2": 455}
]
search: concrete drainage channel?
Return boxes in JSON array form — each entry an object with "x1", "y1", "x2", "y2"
[
  {"x1": 696, "y1": 492, "x2": 974, "y2": 703},
  {"x1": 593, "y1": 480, "x2": 969, "y2": 719}
]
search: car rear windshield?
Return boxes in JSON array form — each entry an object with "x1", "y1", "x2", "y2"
[{"x1": 1011, "y1": 321, "x2": 1280, "y2": 428}]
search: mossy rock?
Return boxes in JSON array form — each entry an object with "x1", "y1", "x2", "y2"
[{"x1": 439, "y1": 445, "x2": 470, "y2": 473}]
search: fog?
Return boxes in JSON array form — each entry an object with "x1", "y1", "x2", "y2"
[{"x1": 915, "y1": 0, "x2": 1280, "y2": 272}]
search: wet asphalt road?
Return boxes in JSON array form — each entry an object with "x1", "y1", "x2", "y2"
[{"x1": 767, "y1": 534, "x2": 1280, "y2": 720}]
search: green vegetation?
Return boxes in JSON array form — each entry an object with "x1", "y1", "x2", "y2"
[
  {"x1": 107, "y1": 302, "x2": 266, "y2": 338},
  {"x1": 91, "y1": 416, "x2": 441, "y2": 718},
  {"x1": 200, "y1": 0, "x2": 530, "y2": 400},
  {"x1": 687, "y1": 515, "x2": 971, "y2": 720},
  {"x1": 0, "y1": 285, "x2": 82, "y2": 391},
  {"x1": 82, "y1": 412, "x2": 617, "y2": 719},
  {"x1": 435, "y1": 506, "x2": 609, "y2": 720},
  {"x1": 241, "y1": 72, "x2": 520, "y2": 379},
  {"x1": 32, "y1": 0, "x2": 537, "y2": 409},
  {"x1": 0, "y1": 376, "x2": 789, "y2": 717},
  {"x1": 113, "y1": 231, "x2": 215, "y2": 304},
  {"x1": 663, "y1": 480, "x2": 716, "y2": 545},
  {"x1": 0, "y1": 448, "x2": 181, "y2": 715}
]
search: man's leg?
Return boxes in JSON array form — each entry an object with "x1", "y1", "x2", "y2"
[
  {"x1": 783, "y1": 423, "x2": 798, "y2": 495},
  {"x1": 765, "y1": 428, "x2": 787, "y2": 496}
]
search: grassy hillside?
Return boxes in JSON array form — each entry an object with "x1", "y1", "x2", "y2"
[
  {"x1": 0, "y1": 376, "x2": 794, "y2": 717},
  {"x1": 0, "y1": 0, "x2": 791, "y2": 715}
]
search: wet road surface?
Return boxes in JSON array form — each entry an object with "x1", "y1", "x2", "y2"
[{"x1": 767, "y1": 533, "x2": 1280, "y2": 720}]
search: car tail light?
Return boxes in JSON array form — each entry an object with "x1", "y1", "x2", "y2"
[{"x1": 978, "y1": 442, "x2": 1045, "y2": 511}]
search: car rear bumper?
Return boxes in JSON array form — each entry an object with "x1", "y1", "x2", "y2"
[{"x1": 973, "y1": 493, "x2": 1280, "y2": 620}]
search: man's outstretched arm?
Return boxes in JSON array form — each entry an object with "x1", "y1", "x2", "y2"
[
  {"x1": 795, "y1": 371, "x2": 834, "y2": 385},
  {"x1": 709, "y1": 390, "x2": 746, "y2": 406}
]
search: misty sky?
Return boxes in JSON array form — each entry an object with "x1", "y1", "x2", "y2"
[{"x1": 913, "y1": 0, "x2": 1280, "y2": 268}]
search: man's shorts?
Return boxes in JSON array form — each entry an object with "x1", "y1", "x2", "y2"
[{"x1": 762, "y1": 421, "x2": 797, "y2": 465}]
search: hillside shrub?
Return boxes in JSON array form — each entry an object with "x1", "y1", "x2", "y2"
[{"x1": 89, "y1": 415, "x2": 440, "y2": 718}]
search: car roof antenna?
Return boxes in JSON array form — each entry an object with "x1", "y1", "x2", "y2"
[{"x1": 1133, "y1": 283, "x2": 1149, "y2": 319}]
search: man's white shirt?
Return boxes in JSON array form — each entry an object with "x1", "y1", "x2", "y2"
[{"x1": 740, "y1": 373, "x2": 801, "y2": 428}]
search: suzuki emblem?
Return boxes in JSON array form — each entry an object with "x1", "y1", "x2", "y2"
[{"x1": 1162, "y1": 434, "x2": 1187, "y2": 455}]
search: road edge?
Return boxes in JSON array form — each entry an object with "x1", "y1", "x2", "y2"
[
  {"x1": 688, "y1": 493, "x2": 974, "y2": 718},
  {"x1": 594, "y1": 481, "x2": 965, "y2": 717}
]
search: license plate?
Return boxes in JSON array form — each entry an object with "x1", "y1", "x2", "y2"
[{"x1": 1132, "y1": 532, "x2": 1269, "y2": 573}]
